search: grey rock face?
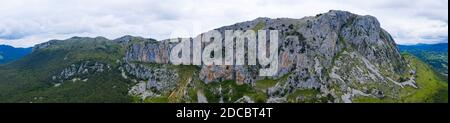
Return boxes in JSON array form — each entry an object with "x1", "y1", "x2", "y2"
[
  {"x1": 196, "y1": 90, "x2": 208, "y2": 103},
  {"x1": 33, "y1": 40, "x2": 58, "y2": 51},
  {"x1": 125, "y1": 40, "x2": 174, "y2": 64},
  {"x1": 123, "y1": 63, "x2": 179, "y2": 99},
  {"x1": 266, "y1": 97, "x2": 287, "y2": 103}
]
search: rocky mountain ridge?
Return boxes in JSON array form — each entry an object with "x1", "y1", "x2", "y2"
[{"x1": 1, "y1": 10, "x2": 446, "y2": 103}]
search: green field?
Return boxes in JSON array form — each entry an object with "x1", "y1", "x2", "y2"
[{"x1": 354, "y1": 54, "x2": 448, "y2": 103}]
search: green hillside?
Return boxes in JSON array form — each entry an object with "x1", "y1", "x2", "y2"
[
  {"x1": 354, "y1": 54, "x2": 448, "y2": 103},
  {"x1": 398, "y1": 43, "x2": 448, "y2": 80}
]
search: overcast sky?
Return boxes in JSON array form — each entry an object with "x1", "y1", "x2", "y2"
[{"x1": 0, "y1": 0, "x2": 448, "y2": 47}]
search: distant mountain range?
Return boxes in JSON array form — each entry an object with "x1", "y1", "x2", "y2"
[
  {"x1": 398, "y1": 43, "x2": 448, "y2": 80},
  {"x1": 0, "y1": 45, "x2": 32, "y2": 64}
]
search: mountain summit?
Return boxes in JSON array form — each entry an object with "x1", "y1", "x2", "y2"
[{"x1": 0, "y1": 10, "x2": 447, "y2": 103}]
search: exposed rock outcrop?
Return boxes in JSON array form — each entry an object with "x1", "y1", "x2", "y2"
[
  {"x1": 122, "y1": 10, "x2": 415, "y2": 102},
  {"x1": 122, "y1": 63, "x2": 179, "y2": 99},
  {"x1": 52, "y1": 61, "x2": 111, "y2": 84}
]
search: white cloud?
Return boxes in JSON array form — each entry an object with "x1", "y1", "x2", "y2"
[{"x1": 0, "y1": 0, "x2": 447, "y2": 47}]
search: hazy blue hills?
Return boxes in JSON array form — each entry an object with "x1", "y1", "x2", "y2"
[{"x1": 0, "y1": 45, "x2": 32, "y2": 64}]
